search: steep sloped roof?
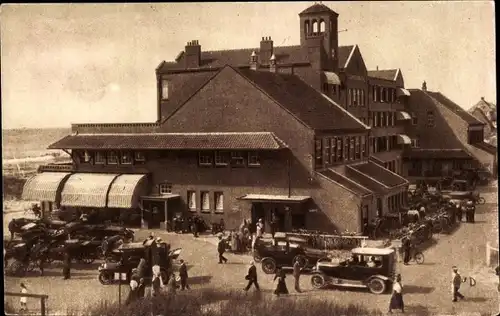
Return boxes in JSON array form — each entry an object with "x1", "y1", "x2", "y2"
[
  {"x1": 367, "y1": 69, "x2": 398, "y2": 81},
  {"x1": 237, "y1": 68, "x2": 367, "y2": 131},
  {"x1": 348, "y1": 161, "x2": 408, "y2": 188},
  {"x1": 299, "y1": 3, "x2": 338, "y2": 16},
  {"x1": 159, "y1": 45, "x2": 355, "y2": 72},
  {"x1": 318, "y1": 169, "x2": 372, "y2": 196}
]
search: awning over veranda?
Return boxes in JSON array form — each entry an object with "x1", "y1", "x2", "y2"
[
  {"x1": 21, "y1": 172, "x2": 71, "y2": 202},
  {"x1": 107, "y1": 174, "x2": 148, "y2": 209},
  {"x1": 238, "y1": 194, "x2": 311, "y2": 203},
  {"x1": 60, "y1": 173, "x2": 119, "y2": 208}
]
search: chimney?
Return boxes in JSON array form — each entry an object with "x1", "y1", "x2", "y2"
[
  {"x1": 185, "y1": 40, "x2": 201, "y2": 68},
  {"x1": 269, "y1": 54, "x2": 277, "y2": 73},
  {"x1": 481, "y1": 96, "x2": 485, "y2": 101},
  {"x1": 260, "y1": 36, "x2": 273, "y2": 65},
  {"x1": 422, "y1": 81, "x2": 427, "y2": 91},
  {"x1": 376, "y1": 66, "x2": 379, "y2": 71},
  {"x1": 250, "y1": 51, "x2": 258, "y2": 71}
]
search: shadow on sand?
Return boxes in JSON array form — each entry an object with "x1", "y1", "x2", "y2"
[{"x1": 401, "y1": 285, "x2": 435, "y2": 294}]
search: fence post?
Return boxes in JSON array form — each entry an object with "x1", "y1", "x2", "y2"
[
  {"x1": 486, "y1": 242, "x2": 491, "y2": 267},
  {"x1": 40, "y1": 297, "x2": 46, "y2": 316}
]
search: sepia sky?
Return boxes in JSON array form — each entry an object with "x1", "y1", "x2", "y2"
[{"x1": 1, "y1": 2, "x2": 496, "y2": 129}]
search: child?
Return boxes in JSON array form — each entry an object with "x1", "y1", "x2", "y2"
[{"x1": 20, "y1": 283, "x2": 27, "y2": 311}]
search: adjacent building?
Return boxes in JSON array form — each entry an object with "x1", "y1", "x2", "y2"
[{"x1": 22, "y1": 3, "x2": 494, "y2": 234}]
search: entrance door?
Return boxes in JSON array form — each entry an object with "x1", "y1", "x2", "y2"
[
  {"x1": 144, "y1": 201, "x2": 165, "y2": 229},
  {"x1": 251, "y1": 203, "x2": 265, "y2": 226}
]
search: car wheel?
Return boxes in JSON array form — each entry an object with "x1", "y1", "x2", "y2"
[
  {"x1": 98, "y1": 271, "x2": 112, "y2": 285},
  {"x1": 414, "y1": 252, "x2": 425, "y2": 264},
  {"x1": 293, "y1": 254, "x2": 309, "y2": 268},
  {"x1": 368, "y1": 278, "x2": 386, "y2": 294},
  {"x1": 261, "y1": 258, "x2": 277, "y2": 274},
  {"x1": 311, "y1": 273, "x2": 326, "y2": 289}
]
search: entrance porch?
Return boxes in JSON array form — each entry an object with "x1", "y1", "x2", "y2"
[
  {"x1": 140, "y1": 194, "x2": 181, "y2": 230},
  {"x1": 238, "y1": 194, "x2": 311, "y2": 233}
]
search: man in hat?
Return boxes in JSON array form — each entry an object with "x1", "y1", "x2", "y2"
[
  {"x1": 217, "y1": 236, "x2": 228, "y2": 264},
  {"x1": 244, "y1": 261, "x2": 260, "y2": 292},
  {"x1": 179, "y1": 259, "x2": 190, "y2": 290},
  {"x1": 452, "y1": 266, "x2": 465, "y2": 302}
]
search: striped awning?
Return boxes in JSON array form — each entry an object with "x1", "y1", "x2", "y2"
[
  {"x1": 397, "y1": 88, "x2": 411, "y2": 97},
  {"x1": 397, "y1": 134, "x2": 412, "y2": 145},
  {"x1": 21, "y1": 172, "x2": 71, "y2": 202},
  {"x1": 107, "y1": 174, "x2": 148, "y2": 209},
  {"x1": 396, "y1": 111, "x2": 412, "y2": 120},
  {"x1": 323, "y1": 71, "x2": 341, "y2": 85},
  {"x1": 61, "y1": 173, "x2": 119, "y2": 208}
]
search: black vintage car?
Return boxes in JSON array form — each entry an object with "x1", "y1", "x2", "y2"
[
  {"x1": 254, "y1": 233, "x2": 330, "y2": 274},
  {"x1": 310, "y1": 247, "x2": 396, "y2": 294},
  {"x1": 97, "y1": 239, "x2": 182, "y2": 285}
]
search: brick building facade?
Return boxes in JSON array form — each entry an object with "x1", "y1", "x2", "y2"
[{"x1": 23, "y1": 3, "x2": 494, "y2": 234}]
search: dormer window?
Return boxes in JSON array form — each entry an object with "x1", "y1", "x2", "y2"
[{"x1": 161, "y1": 79, "x2": 169, "y2": 100}]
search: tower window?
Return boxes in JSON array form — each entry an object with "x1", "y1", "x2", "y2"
[
  {"x1": 312, "y1": 20, "x2": 318, "y2": 33},
  {"x1": 319, "y1": 20, "x2": 326, "y2": 33},
  {"x1": 161, "y1": 79, "x2": 169, "y2": 100},
  {"x1": 304, "y1": 20, "x2": 310, "y2": 35}
]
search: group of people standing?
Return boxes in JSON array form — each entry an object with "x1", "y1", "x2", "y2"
[{"x1": 243, "y1": 260, "x2": 303, "y2": 296}]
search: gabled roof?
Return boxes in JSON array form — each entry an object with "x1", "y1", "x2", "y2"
[
  {"x1": 161, "y1": 70, "x2": 220, "y2": 121},
  {"x1": 469, "y1": 98, "x2": 496, "y2": 116},
  {"x1": 367, "y1": 69, "x2": 398, "y2": 81},
  {"x1": 409, "y1": 89, "x2": 484, "y2": 126},
  {"x1": 48, "y1": 132, "x2": 287, "y2": 150},
  {"x1": 159, "y1": 45, "x2": 354, "y2": 72},
  {"x1": 299, "y1": 3, "x2": 338, "y2": 16},
  {"x1": 236, "y1": 68, "x2": 368, "y2": 131},
  {"x1": 338, "y1": 45, "x2": 355, "y2": 69}
]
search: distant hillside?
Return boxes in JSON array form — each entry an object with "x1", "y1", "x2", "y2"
[
  {"x1": 2, "y1": 127, "x2": 71, "y2": 159},
  {"x1": 468, "y1": 99, "x2": 497, "y2": 147}
]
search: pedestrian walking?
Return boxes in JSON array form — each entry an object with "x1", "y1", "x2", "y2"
[
  {"x1": 179, "y1": 259, "x2": 190, "y2": 290},
  {"x1": 402, "y1": 236, "x2": 411, "y2": 265},
  {"x1": 244, "y1": 261, "x2": 260, "y2": 292},
  {"x1": 456, "y1": 203, "x2": 463, "y2": 222},
  {"x1": 452, "y1": 266, "x2": 465, "y2": 302},
  {"x1": 166, "y1": 273, "x2": 178, "y2": 294},
  {"x1": 293, "y1": 260, "x2": 302, "y2": 293},
  {"x1": 388, "y1": 274, "x2": 404, "y2": 313},
  {"x1": 273, "y1": 268, "x2": 289, "y2": 297},
  {"x1": 217, "y1": 236, "x2": 228, "y2": 264},
  {"x1": 151, "y1": 265, "x2": 164, "y2": 297},
  {"x1": 20, "y1": 283, "x2": 28, "y2": 312},
  {"x1": 125, "y1": 279, "x2": 140, "y2": 306},
  {"x1": 137, "y1": 278, "x2": 146, "y2": 299},
  {"x1": 62, "y1": 251, "x2": 71, "y2": 280}
]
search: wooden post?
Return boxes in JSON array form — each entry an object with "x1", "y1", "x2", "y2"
[{"x1": 40, "y1": 297, "x2": 46, "y2": 316}]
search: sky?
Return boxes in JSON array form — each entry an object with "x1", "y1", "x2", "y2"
[{"x1": 1, "y1": 2, "x2": 496, "y2": 129}]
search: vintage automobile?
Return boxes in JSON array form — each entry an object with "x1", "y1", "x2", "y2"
[
  {"x1": 442, "y1": 191, "x2": 485, "y2": 205},
  {"x1": 310, "y1": 247, "x2": 396, "y2": 294},
  {"x1": 98, "y1": 239, "x2": 182, "y2": 285},
  {"x1": 255, "y1": 233, "x2": 329, "y2": 274}
]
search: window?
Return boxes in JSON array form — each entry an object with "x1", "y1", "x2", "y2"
[
  {"x1": 319, "y1": 20, "x2": 326, "y2": 33},
  {"x1": 214, "y1": 151, "x2": 229, "y2": 166},
  {"x1": 199, "y1": 152, "x2": 213, "y2": 166},
  {"x1": 95, "y1": 151, "x2": 105, "y2": 164},
  {"x1": 426, "y1": 111, "x2": 435, "y2": 127},
  {"x1": 386, "y1": 112, "x2": 390, "y2": 126},
  {"x1": 214, "y1": 192, "x2": 224, "y2": 212},
  {"x1": 187, "y1": 191, "x2": 196, "y2": 211},
  {"x1": 159, "y1": 182, "x2": 172, "y2": 195},
  {"x1": 201, "y1": 191, "x2": 210, "y2": 212},
  {"x1": 374, "y1": 112, "x2": 379, "y2": 127},
  {"x1": 161, "y1": 79, "x2": 169, "y2": 100},
  {"x1": 336, "y1": 138, "x2": 343, "y2": 161},
  {"x1": 411, "y1": 138, "x2": 420, "y2": 148},
  {"x1": 248, "y1": 152, "x2": 261, "y2": 166},
  {"x1": 304, "y1": 20, "x2": 310, "y2": 35},
  {"x1": 374, "y1": 85, "x2": 379, "y2": 102},
  {"x1": 411, "y1": 112, "x2": 418, "y2": 125},
  {"x1": 381, "y1": 112, "x2": 386, "y2": 127},
  {"x1": 230, "y1": 151, "x2": 245, "y2": 167},
  {"x1": 312, "y1": 20, "x2": 318, "y2": 33},
  {"x1": 353, "y1": 89, "x2": 358, "y2": 106},
  {"x1": 134, "y1": 151, "x2": 146, "y2": 163},
  {"x1": 331, "y1": 85, "x2": 337, "y2": 95},
  {"x1": 344, "y1": 137, "x2": 349, "y2": 160},
  {"x1": 361, "y1": 136, "x2": 366, "y2": 157},
  {"x1": 315, "y1": 139, "x2": 323, "y2": 166},
  {"x1": 360, "y1": 90, "x2": 365, "y2": 106},
  {"x1": 355, "y1": 136, "x2": 361, "y2": 159},
  {"x1": 380, "y1": 88, "x2": 385, "y2": 103},
  {"x1": 107, "y1": 151, "x2": 118, "y2": 164},
  {"x1": 324, "y1": 138, "x2": 330, "y2": 165},
  {"x1": 81, "y1": 150, "x2": 91, "y2": 163},
  {"x1": 331, "y1": 137, "x2": 337, "y2": 163},
  {"x1": 350, "y1": 137, "x2": 355, "y2": 160},
  {"x1": 347, "y1": 89, "x2": 352, "y2": 106},
  {"x1": 121, "y1": 151, "x2": 132, "y2": 164}
]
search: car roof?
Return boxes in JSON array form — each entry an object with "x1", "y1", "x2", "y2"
[{"x1": 352, "y1": 247, "x2": 395, "y2": 255}]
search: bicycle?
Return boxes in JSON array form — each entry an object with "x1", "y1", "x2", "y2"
[{"x1": 404, "y1": 249, "x2": 424, "y2": 265}]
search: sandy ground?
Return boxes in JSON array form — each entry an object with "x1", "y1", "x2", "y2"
[{"x1": 3, "y1": 186, "x2": 499, "y2": 315}]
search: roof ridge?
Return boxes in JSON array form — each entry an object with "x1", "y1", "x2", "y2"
[
  {"x1": 433, "y1": 91, "x2": 484, "y2": 124},
  {"x1": 76, "y1": 132, "x2": 277, "y2": 136}
]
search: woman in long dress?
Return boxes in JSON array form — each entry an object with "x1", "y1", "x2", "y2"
[
  {"x1": 388, "y1": 274, "x2": 404, "y2": 313},
  {"x1": 273, "y1": 268, "x2": 289, "y2": 297}
]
